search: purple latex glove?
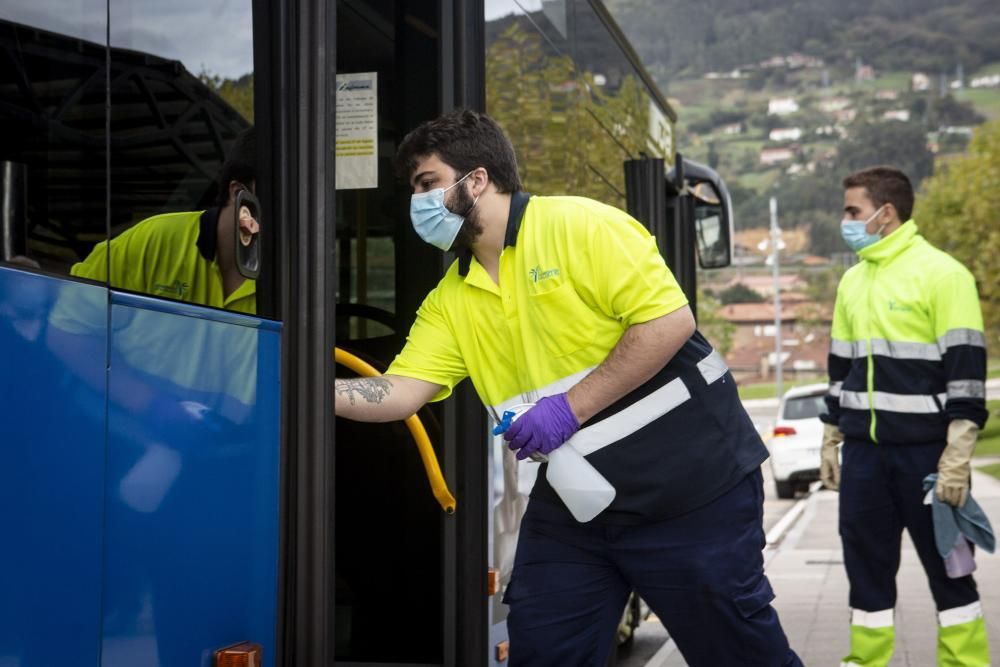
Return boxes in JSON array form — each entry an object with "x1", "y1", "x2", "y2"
[{"x1": 504, "y1": 394, "x2": 580, "y2": 461}]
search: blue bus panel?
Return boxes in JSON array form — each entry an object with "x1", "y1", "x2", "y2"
[
  {"x1": 0, "y1": 269, "x2": 282, "y2": 667},
  {"x1": 100, "y1": 291, "x2": 281, "y2": 667},
  {"x1": 0, "y1": 268, "x2": 108, "y2": 666}
]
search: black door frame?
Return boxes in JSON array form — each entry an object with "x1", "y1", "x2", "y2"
[
  {"x1": 255, "y1": 0, "x2": 338, "y2": 664},
  {"x1": 442, "y1": 1, "x2": 490, "y2": 665}
]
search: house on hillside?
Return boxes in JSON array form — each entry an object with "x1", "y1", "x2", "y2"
[
  {"x1": 769, "y1": 127, "x2": 802, "y2": 142},
  {"x1": 833, "y1": 109, "x2": 857, "y2": 124},
  {"x1": 724, "y1": 274, "x2": 808, "y2": 297},
  {"x1": 818, "y1": 97, "x2": 851, "y2": 113},
  {"x1": 912, "y1": 73, "x2": 931, "y2": 91},
  {"x1": 883, "y1": 109, "x2": 911, "y2": 122},
  {"x1": 719, "y1": 301, "x2": 832, "y2": 382},
  {"x1": 940, "y1": 126, "x2": 974, "y2": 137},
  {"x1": 758, "y1": 53, "x2": 823, "y2": 70},
  {"x1": 971, "y1": 75, "x2": 1000, "y2": 88},
  {"x1": 768, "y1": 97, "x2": 799, "y2": 115},
  {"x1": 705, "y1": 69, "x2": 744, "y2": 80},
  {"x1": 785, "y1": 53, "x2": 823, "y2": 69},
  {"x1": 785, "y1": 162, "x2": 816, "y2": 175},
  {"x1": 760, "y1": 146, "x2": 797, "y2": 165}
]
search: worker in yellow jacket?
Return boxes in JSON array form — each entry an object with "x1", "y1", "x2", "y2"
[{"x1": 820, "y1": 166, "x2": 990, "y2": 666}]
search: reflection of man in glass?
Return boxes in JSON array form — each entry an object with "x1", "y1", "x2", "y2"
[
  {"x1": 48, "y1": 125, "x2": 260, "y2": 428},
  {"x1": 70, "y1": 126, "x2": 259, "y2": 313}
]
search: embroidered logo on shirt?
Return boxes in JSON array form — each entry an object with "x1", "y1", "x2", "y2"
[
  {"x1": 153, "y1": 280, "x2": 190, "y2": 297},
  {"x1": 888, "y1": 300, "x2": 914, "y2": 313},
  {"x1": 529, "y1": 266, "x2": 560, "y2": 283}
]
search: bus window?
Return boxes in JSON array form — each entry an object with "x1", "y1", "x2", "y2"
[
  {"x1": 0, "y1": 3, "x2": 108, "y2": 274},
  {"x1": 98, "y1": 1, "x2": 256, "y2": 311},
  {"x1": 1, "y1": 6, "x2": 110, "y2": 666}
]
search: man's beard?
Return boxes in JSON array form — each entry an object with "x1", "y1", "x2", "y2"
[{"x1": 447, "y1": 181, "x2": 483, "y2": 252}]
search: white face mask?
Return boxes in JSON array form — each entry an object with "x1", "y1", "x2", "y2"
[{"x1": 409, "y1": 172, "x2": 478, "y2": 250}]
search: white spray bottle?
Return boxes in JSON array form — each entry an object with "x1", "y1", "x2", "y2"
[{"x1": 494, "y1": 403, "x2": 616, "y2": 522}]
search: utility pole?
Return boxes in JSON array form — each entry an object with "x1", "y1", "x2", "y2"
[{"x1": 770, "y1": 197, "x2": 783, "y2": 399}]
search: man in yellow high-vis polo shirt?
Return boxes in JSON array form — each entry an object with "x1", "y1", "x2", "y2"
[
  {"x1": 334, "y1": 109, "x2": 801, "y2": 667},
  {"x1": 68, "y1": 126, "x2": 259, "y2": 314},
  {"x1": 820, "y1": 166, "x2": 990, "y2": 666}
]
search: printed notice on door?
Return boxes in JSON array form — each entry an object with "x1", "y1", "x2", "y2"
[{"x1": 336, "y1": 72, "x2": 378, "y2": 190}]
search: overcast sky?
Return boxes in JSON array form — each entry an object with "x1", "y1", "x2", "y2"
[
  {"x1": 2, "y1": 0, "x2": 253, "y2": 80},
  {"x1": 485, "y1": 0, "x2": 543, "y2": 21}
]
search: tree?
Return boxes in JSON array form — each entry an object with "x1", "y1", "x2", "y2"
[
  {"x1": 930, "y1": 95, "x2": 985, "y2": 127},
  {"x1": 808, "y1": 217, "x2": 846, "y2": 256},
  {"x1": 697, "y1": 290, "x2": 735, "y2": 357},
  {"x1": 804, "y1": 265, "x2": 846, "y2": 305},
  {"x1": 835, "y1": 121, "x2": 935, "y2": 189},
  {"x1": 718, "y1": 283, "x2": 766, "y2": 305},
  {"x1": 914, "y1": 120, "x2": 1000, "y2": 346},
  {"x1": 707, "y1": 141, "x2": 720, "y2": 170},
  {"x1": 200, "y1": 72, "x2": 254, "y2": 122},
  {"x1": 486, "y1": 22, "x2": 664, "y2": 209}
]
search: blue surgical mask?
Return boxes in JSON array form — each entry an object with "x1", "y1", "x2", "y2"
[
  {"x1": 409, "y1": 171, "x2": 478, "y2": 250},
  {"x1": 840, "y1": 205, "x2": 886, "y2": 252}
]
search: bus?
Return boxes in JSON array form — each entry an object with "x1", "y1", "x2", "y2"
[{"x1": 0, "y1": 1, "x2": 733, "y2": 665}]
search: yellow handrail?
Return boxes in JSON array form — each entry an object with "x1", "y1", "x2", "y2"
[{"x1": 334, "y1": 347, "x2": 456, "y2": 514}]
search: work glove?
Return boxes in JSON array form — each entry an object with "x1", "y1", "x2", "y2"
[
  {"x1": 820, "y1": 423, "x2": 843, "y2": 491},
  {"x1": 937, "y1": 419, "x2": 979, "y2": 507},
  {"x1": 504, "y1": 393, "x2": 580, "y2": 461}
]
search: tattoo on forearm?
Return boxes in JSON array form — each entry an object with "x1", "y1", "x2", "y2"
[{"x1": 336, "y1": 377, "x2": 393, "y2": 405}]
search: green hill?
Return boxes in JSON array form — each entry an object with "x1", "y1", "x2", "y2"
[{"x1": 606, "y1": 0, "x2": 1000, "y2": 84}]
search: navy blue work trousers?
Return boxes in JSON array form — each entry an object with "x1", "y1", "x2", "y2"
[
  {"x1": 504, "y1": 469, "x2": 802, "y2": 666},
  {"x1": 839, "y1": 438, "x2": 979, "y2": 613}
]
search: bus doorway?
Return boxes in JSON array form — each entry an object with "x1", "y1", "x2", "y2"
[{"x1": 333, "y1": 2, "x2": 486, "y2": 664}]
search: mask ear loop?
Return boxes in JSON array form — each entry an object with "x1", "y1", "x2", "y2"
[
  {"x1": 869, "y1": 204, "x2": 888, "y2": 236},
  {"x1": 464, "y1": 169, "x2": 483, "y2": 217}
]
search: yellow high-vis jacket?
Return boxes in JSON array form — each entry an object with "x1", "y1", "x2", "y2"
[{"x1": 821, "y1": 221, "x2": 988, "y2": 444}]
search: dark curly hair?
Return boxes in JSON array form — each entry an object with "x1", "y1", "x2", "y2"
[
  {"x1": 214, "y1": 126, "x2": 256, "y2": 207},
  {"x1": 394, "y1": 109, "x2": 522, "y2": 193}
]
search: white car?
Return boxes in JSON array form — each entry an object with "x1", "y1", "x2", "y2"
[{"x1": 767, "y1": 383, "x2": 829, "y2": 499}]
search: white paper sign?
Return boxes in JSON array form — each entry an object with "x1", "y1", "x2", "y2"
[{"x1": 335, "y1": 72, "x2": 378, "y2": 190}]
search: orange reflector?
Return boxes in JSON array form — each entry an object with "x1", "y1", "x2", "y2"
[
  {"x1": 773, "y1": 426, "x2": 797, "y2": 437},
  {"x1": 496, "y1": 640, "x2": 510, "y2": 662},
  {"x1": 214, "y1": 641, "x2": 262, "y2": 667},
  {"x1": 487, "y1": 568, "x2": 499, "y2": 596}
]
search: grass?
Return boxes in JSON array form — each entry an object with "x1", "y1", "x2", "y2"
[
  {"x1": 955, "y1": 88, "x2": 1000, "y2": 120},
  {"x1": 971, "y1": 63, "x2": 1000, "y2": 77},
  {"x1": 738, "y1": 169, "x2": 782, "y2": 193},
  {"x1": 980, "y1": 463, "x2": 1000, "y2": 481},
  {"x1": 975, "y1": 399, "x2": 1000, "y2": 457},
  {"x1": 989, "y1": 358, "x2": 1000, "y2": 380},
  {"x1": 737, "y1": 377, "x2": 824, "y2": 401}
]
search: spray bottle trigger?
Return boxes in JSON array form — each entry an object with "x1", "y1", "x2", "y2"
[{"x1": 492, "y1": 410, "x2": 516, "y2": 436}]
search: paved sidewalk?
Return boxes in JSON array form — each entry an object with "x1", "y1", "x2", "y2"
[
  {"x1": 767, "y1": 464, "x2": 1000, "y2": 666},
  {"x1": 658, "y1": 463, "x2": 1000, "y2": 666}
]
